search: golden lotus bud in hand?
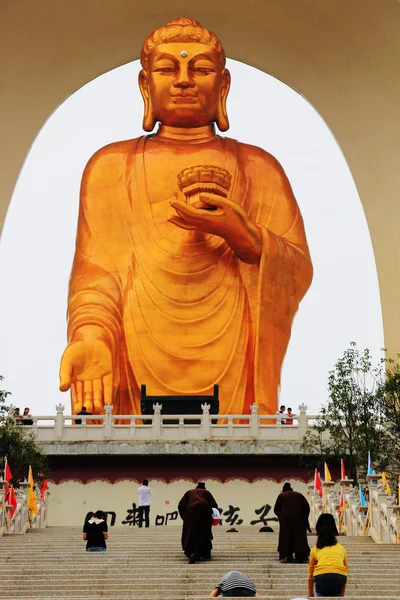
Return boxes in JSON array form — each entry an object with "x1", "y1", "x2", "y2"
[{"x1": 177, "y1": 165, "x2": 232, "y2": 210}]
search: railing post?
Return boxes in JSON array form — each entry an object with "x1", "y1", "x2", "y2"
[
  {"x1": 250, "y1": 404, "x2": 259, "y2": 438},
  {"x1": 130, "y1": 417, "x2": 136, "y2": 438},
  {"x1": 201, "y1": 403, "x2": 211, "y2": 439},
  {"x1": 298, "y1": 403, "x2": 308, "y2": 437},
  {"x1": 179, "y1": 416, "x2": 185, "y2": 440},
  {"x1": 153, "y1": 403, "x2": 162, "y2": 440},
  {"x1": 393, "y1": 506, "x2": 400, "y2": 544},
  {"x1": 18, "y1": 480, "x2": 30, "y2": 532},
  {"x1": 323, "y1": 480, "x2": 335, "y2": 507},
  {"x1": 0, "y1": 479, "x2": 6, "y2": 535},
  {"x1": 55, "y1": 403, "x2": 65, "y2": 439},
  {"x1": 104, "y1": 404, "x2": 113, "y2": 439}
]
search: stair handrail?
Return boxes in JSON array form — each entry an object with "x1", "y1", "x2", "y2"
[
  {"x1": 0, "y1": 480, "x2": 6, "y2": 537},
  {"x1": 5, "y1": 482, "x2": 30, "y2": 535},
  {"x1": 30, "y1": 488, "x2": 49, "y2": 530}
]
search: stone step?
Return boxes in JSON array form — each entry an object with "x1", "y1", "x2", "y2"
[
  {"x1": 0, "y1": 527, "x2": 397, "y2": 599},
  {"x1": 2, "y1": 598, "x2": 400, "y2": 600}
]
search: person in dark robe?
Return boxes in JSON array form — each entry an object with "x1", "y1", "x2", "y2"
[
  {"x1": 178, "y1": 482, "x2": 218, "y2": 564},
  {"x1": 316, "y1": 512, "x2": 339, "y2": 536},
  {"x1": 274, "y1": 482, "x2": 311, "y2": 563}
]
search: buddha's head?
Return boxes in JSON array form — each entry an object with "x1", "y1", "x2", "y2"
[{"x1": 139, "y1": 17, "x2": 230, "y2": 132}]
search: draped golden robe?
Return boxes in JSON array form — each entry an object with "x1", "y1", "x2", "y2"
[{"x1": 68, "y1": 134, "x2": 312, "y2": 415}]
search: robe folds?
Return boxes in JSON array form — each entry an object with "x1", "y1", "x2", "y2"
[
  {"x1": 68, "y1": 134, "x2": 313, "y2": 415},
  {"x1": 274, "y1": 490, "x2": 311, "y2": 560},
  {"x1": 178, "y1": 488, "x2": 218, "y2": 558}
]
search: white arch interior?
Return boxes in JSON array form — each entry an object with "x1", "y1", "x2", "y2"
[{"x1": 0, "y1": 58, "x2": 384, "y2": 414}]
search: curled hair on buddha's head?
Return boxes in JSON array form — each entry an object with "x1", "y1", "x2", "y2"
[
  {"x1": 140, "y1": 17, "x2": 226, "y2": 71},
  {"x1": 316, "y1": 525, "x2": 337, "y2": 549}
]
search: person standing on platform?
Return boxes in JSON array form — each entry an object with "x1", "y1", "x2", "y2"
[
  {"x1": 178, "y1": 482, "x2": 218, "y2": 564},
  {"x1": 137, "y1": 479, "x2": 152, "y2": 528},
  {"x1": 75, "y1": 406, "x2": 92, "y2": 425},
  {"x1": 276, "y1": 405, "x2": 286, "y2": 424},
  {"x1": 274, "y1": 482, "x2": 310, "y2": 563},
  {"x1": 285, "y1": 408, "x2": 295, "y2": 425}
]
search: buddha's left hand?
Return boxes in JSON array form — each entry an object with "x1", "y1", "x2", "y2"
[{"x1": 169, "y1": 192, "x2": 262, "y2": 264}]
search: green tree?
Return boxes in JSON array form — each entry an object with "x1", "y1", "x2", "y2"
[
  {"x1": 0, "y1": 375, "x2": 48, "y2": 483},
  {"x1": 0, "y1": 375, "x2": 11, "y2": 416},
  {"x1": 301, "y1": 344, "x2": 389, "y2": 482},
  {"x1": 378, "y1": 358, "x2": 400, "y2": 478}
]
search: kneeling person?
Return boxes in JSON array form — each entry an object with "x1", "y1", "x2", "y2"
[
  {"x1": 83, "y1": 510, "x2": 108, "y2": 552},
  {"x1": 209, "y1": 571, "x2": 258, "y2": 597},
  {"x1": 308, "y1": 526, "x2": 348, "y2": 597}
]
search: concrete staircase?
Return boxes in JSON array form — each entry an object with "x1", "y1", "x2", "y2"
[{"x1": 0, "y1": 526, "x2": 399, "y2": 599}]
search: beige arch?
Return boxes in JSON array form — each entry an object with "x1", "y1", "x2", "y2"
[{"x1": 1, "y1": 0, "x2": 399, "y2": 356}]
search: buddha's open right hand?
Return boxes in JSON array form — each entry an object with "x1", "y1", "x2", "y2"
[{"x1": 59, "y1": 339, "x2": 113, "y2": 414}]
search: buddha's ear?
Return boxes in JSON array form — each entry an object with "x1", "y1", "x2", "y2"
[
  {"x1": 216, "y1": 69, "x2": 231, "y2": 132},
  {"x1": 139, "y1": 70, "x2": 156, "y2": 132}
]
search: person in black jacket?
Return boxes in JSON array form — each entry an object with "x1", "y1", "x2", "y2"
[{"x1": 83, "y1": 510, "x2": 108, "y2": 552}]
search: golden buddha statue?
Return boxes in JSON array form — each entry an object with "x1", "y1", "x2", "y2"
[{"x1": 59, "y1": 17, "x2": 313, "y2": 417}]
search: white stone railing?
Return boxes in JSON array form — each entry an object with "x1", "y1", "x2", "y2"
[
  {"x1": 30, "y1": 489, "x2": 49, "y2": 530},
  {"x1": 0, "y1": 478, "x2": 48, "y2": 536},
  {"x1": 6, "y1": 482, "x2": 30, "y2": 535},
  {"x1": 18, "y1": 402, "x2": 327, "y2": 443},
  {"x1": 0, "y1": 481, "x2": 7, "y2": 537},
  {"x1": 307, "y1": 474, "x2": 400, "y2": 543},
  {"x1": 366, "y1": 474, "x2": 400, "y2": 544}
]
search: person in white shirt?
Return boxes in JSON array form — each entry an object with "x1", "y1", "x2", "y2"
[
  {"x1": 137, "y1": 479, "x2": 152, "y2": 528},
  {"x1": 276, "y1": 405, "x2": 286, "y2": 424}
]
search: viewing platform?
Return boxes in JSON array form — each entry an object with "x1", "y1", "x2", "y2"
[{"x1": 12, "y1": 403, "x2": 325, "y2": 455}]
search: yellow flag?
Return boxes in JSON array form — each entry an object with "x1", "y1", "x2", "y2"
[
  {"x1": 324, "y1": 463, "x2": 332, "y2": 482},
  {"x1": 381, "y1": 472, "x2": 391, "y2": 494},
  {"x1": 28, "y1": 465, "x2": 37, "y2": 518}
]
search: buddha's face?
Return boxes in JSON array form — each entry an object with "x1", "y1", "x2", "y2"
[{"x1": 140, "y1": 42, "x2": 230, "y2": 128}]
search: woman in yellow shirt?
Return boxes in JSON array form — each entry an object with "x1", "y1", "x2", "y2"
[{"x1": 308, "y1": 526, "x2": 348, "y2": 597}]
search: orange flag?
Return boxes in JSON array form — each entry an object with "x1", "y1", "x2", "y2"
[{"x1": 28, "y1": 466, "x2": 37, "y2": 519}]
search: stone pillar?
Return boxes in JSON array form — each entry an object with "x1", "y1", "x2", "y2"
[
  {"x1": 393, "y1": 506, "x2": 400, "y2": 543},
  {"x1": 323, "y1": 480, "x2": 335, "y2": 498},
  {"x1": 54, "y1": 403, "x2": 64, "y2": 439},
  {"x1": 153, "y1": 403, "x2": 162, "y2": 440},
  {"x1": 298, "y1": 403, "x2": 308, "y2": 437},
  {"x1": 250, "y1": 404, "x2": 259, "y2": 438},
  {"x1": 179, "y1": 416, "x2": 185, "y2": 440},
  {"x1": 201, "y1": 403, "x2": 211, "y2": 439},
  {"x1": 104, "y1": 404, "x2": 113, "y2": 439}
]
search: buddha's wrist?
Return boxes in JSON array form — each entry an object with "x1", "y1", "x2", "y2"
[
  {"x1": 72, "y1": 325, "x2": 110, "y2": 345},
  {"x1": 225, "y1": 223, "x2": 262, "y2": 264}
]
